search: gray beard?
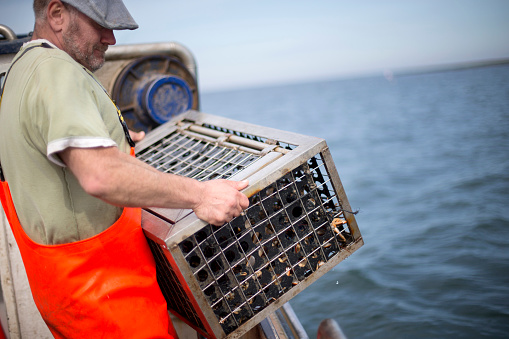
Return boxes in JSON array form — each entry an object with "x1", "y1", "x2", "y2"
[{"x1": 62, "y1": 22, "x2": 106, "y2": 72}]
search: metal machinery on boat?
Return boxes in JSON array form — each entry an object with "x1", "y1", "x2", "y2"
[{"x1": 1, "y1": 25, "x2": 359, "y2": 339}]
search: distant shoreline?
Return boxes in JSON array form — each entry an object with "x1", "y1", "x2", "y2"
[
  {"x1": 393, "y1": 58, "x2": 509, "y2": 77},
  {"x1": 203, "y1": 58, "x2": 509, "y2": 93}
]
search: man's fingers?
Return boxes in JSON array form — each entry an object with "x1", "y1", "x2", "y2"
[
  {"x1": 226, "y1": 179, "x2": 249, "y2": 191},
  {"x1": 228, "y1": 180, "x2": 250, "y2": 209},
  {"x1": 238, "y1": 193, "x2": 249, "y2": 210},
  {"x1": 128, "y1": 130, "x2": 145, "y2": 142},
  {"x1": 194, "y1": 179, "x2": 250, "y2": 226}
]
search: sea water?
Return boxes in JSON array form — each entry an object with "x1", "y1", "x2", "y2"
[{"x1": 201, "y1": 64, "x2": 509, "y2": 338}]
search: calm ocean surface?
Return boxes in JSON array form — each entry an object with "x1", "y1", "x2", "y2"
[{"x1": 201, "y1": 64, "x2": 509, "y2": 338}]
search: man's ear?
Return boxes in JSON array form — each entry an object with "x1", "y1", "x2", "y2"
[{"x1": 46, "y1": 0, "x2": 68, "y2": 33}]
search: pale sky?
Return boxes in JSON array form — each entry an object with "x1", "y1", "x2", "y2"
[{"x1": 2, "y1": 0, "x2": 509, "y2": 92}]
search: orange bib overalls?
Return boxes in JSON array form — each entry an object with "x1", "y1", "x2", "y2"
[{"x1": 0, "y1": 181, "x2": 175, "y2": 338}]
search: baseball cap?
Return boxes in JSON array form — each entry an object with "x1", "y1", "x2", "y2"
[{"x1": 61, "y1": 0, "x2": 139, "y2": 30}]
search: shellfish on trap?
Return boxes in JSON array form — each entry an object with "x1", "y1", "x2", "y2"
[{"x1": 137, "y1": 110, "x2": 363, "y2": 339}]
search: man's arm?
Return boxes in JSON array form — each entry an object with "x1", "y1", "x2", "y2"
[{"x1": 59, "y1": 146, "x2": 249, "y2": 225}]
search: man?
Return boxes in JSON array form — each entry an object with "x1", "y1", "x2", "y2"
[{"x1": 0, "y1": 0, "x2": 249, "y2": 337}]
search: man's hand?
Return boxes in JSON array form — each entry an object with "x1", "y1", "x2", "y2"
[
  {"x1": 129, "y1": 130, "x2": 145, "y2": 143},
  {"x1": 193, "y1": 179, "x2": 250, "y2": 226}
]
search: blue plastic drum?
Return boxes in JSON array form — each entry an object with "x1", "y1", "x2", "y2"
[
  {"x1": 140, "y1": 76, "x2": 193, "y2": 125},
  {"x1": 111, "y1": 55, "x2": 199, "y2": 132}
]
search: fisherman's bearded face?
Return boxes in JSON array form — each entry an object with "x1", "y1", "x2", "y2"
[{"x1": 62, "y1": 12, "x2": 110, "y2": 72}]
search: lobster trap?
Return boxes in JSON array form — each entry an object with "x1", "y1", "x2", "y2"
[{"x1": 136, "y1": 110, "x2": 363, "y2": 338}]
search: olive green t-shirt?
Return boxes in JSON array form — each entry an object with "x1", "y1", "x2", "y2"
[{"x1": 0, "y1": 40, "x2": 129, "y2": 245}]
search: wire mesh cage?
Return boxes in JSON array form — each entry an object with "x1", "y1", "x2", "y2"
[{"x1": 136, "y1": 110, "x2": 363, "y2": 339}]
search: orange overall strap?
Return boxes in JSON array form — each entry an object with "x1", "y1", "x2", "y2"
[{"x1": 0, "y1": 181, "x2": 17, "y2": 230}]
